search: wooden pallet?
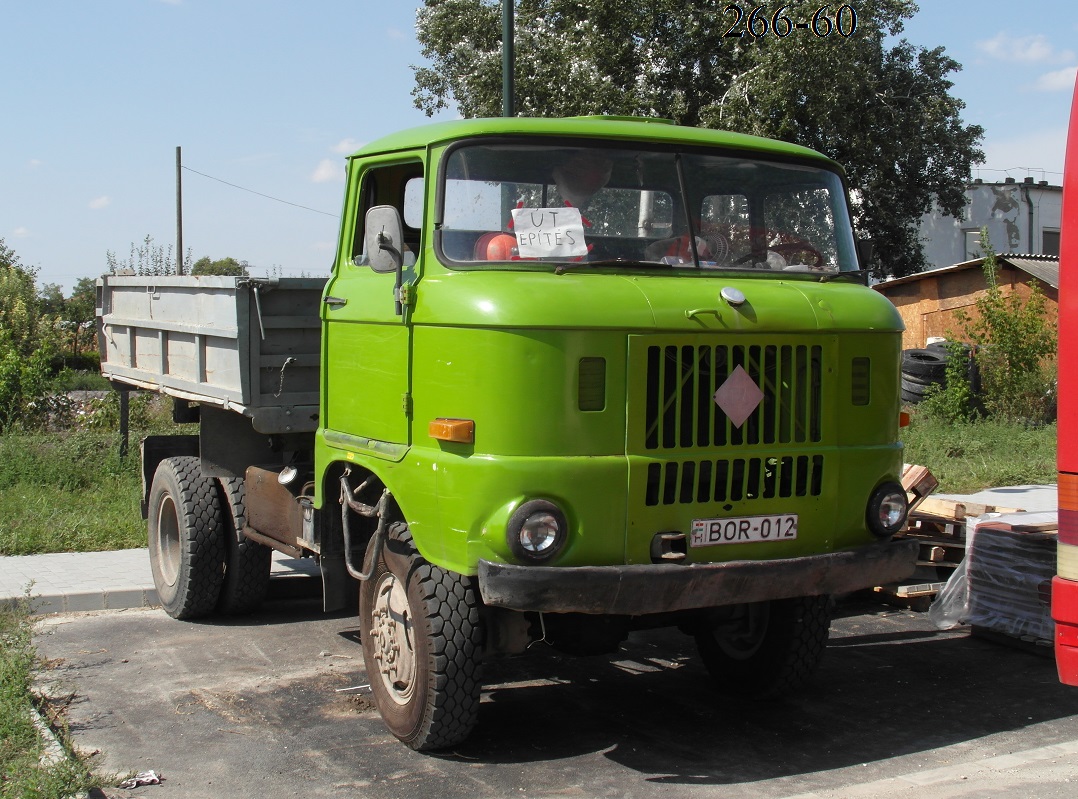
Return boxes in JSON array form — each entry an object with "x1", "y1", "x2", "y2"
[
  {"x1": 871, "y1": 581, "x2": 947, "y2": 611},
  {"x1": 901, "y1": 463, "x2": 939, "y2": 515},
  {"x1": 909, "y1": 496, "x2": 1024, "y2": 539},
  {"x1": 875, "y1": 465, "x2": 1022, "y2": 608}
]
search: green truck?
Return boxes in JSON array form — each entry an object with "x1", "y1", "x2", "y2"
[{"x1": 98, "y1": 116, "x2": 918, "y2": 751}]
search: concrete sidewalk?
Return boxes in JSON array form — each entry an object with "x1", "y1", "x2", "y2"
[
  {"x1": 0, "y1": 548, "x2": 320, "y2": 614},
  {"x1": 1, "y1": 485, "x2": 1058, "y2": 615}
]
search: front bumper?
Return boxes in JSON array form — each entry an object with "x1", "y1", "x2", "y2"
[{"x1": 478, "y1": 539, "x2": 918, "y2": 615}]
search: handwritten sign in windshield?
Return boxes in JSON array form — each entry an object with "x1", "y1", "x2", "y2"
[{"x1": 511, "y1": 207, "x2": 588, "y2": 259}]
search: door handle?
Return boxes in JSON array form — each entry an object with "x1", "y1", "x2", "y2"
[{"x1": 324, "y1": 296, "x2": 348, "y2": 308}]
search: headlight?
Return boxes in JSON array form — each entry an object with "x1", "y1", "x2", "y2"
[
  {"x1": 866, "y1": 482, "x2": 908, "y2": 538},
  {"x1": 507, "y1": 499, "x2": 568, "y2": 562}
]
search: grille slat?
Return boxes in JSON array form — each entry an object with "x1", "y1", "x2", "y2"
[
  {"x1": 644, "y1": 455, "x2": 825, "y2": 507},
  {"x1": 642, "y1": 342, "x2": 823, "y2": 451}
]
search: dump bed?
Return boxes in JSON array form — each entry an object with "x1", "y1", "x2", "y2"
[{"x1": 97, "y1": 275, "x2": 326, "y2": 434}]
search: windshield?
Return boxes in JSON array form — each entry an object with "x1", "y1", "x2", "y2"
[{"x1": 437, "y1": 141, "x2": 858, "y2": 274}]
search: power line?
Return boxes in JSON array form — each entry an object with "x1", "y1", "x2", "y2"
[{"x1": 181, "y1": 165, "x2": 338, "y2": 218}]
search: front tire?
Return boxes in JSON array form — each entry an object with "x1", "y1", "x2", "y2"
[
  {"x1": 694, "y1": 596, "x2": 831, "y2": 698},
  {"x1": 147, "y1": 456, "x2": 225, "y2": 619},
  {"x1": 360, "y1": 522, "x2": 483, "y2": 751}
]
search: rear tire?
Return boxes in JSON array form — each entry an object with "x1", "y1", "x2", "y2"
[
  {"x1": 147, "y1": 456, "x2": 225, "y2": 620},
  {"x1": 360, "y1": 522, "x2": 483, "y2": 751},
  {"x1": 215, "y1": 477, "x2": 271, "y2": 615},
  {"x1": 695, "y1": 596, "x2": 831, "y2": 697}
]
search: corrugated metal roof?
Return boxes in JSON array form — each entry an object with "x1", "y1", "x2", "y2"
[
  {"x1": 875, "y1": 254, "x2": 1059, "y2": 290},
  {"x1": 1004, "y1": 256, "x2": 1060, "y2": 288}
]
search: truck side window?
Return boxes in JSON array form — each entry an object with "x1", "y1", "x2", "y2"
[{"x1": 350, "y1": 163, "x2": 424, "y2": 266}]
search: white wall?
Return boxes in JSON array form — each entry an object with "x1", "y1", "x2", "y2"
[{"x1": 919, "y1": 181, "x2": 1062, "y2": 269}]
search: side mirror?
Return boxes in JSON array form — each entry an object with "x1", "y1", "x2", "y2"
[{"x1": 364, "y1": 206, "x2": 405, "y2": 274}]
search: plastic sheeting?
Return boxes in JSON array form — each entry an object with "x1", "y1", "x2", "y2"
[{"x1": 928, "y1": 512, "x2": 1057, "y2": 641}]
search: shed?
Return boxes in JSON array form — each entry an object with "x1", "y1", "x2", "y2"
[{"x1": 873, "y1": 255, "x2": 1059, "y2": 351}]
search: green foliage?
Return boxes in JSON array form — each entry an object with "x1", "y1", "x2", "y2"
[
  {"x1": 1, "y1": 598, "x2": 101, "y2": 797},
  {"x1": 955, "y1": 231, "x2": 1057, "y2": 424},
  {"x1": 0, "y1": 241, "x2": 96, "y2": 432},
  {"x1": 1, "y1": 239, "x2": 58, "y2": 359},
  {"x1": 918, "y1": 342, "x2": 977, "y2": 424},
  {"x1": 0, "y1": 344, "x2": 57, "y2": 432},
  {"x1": 900, "y1": 414, "x2": 1056, "y2": 494},
  {"x1": 46, "y1": 370, "x2": 109, "y2": 392},
  {"x1": 413, "y1": 0, "x2": 984, "y2": 278},
  {"x1": 0, "y1": 394, "x2": 180, "y2": 556},
  {"x1": 62, "y1": 278, "x2": 97, "y2": 357},
  {"x1": 106, "y1": 234, "x2": 192, "y2": 276},
  {"x1": 35, "y1": 278, "x2": 99, "y2": 360},
  {"x1": 191, "y1": 256, "x2": 249, "y2": 276}
]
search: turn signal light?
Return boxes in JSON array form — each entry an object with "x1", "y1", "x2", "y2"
[{"x1": 429, "y1": 418, "x2": 475, "y2": 444}]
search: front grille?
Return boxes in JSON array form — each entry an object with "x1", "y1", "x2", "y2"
[
  {"x1": 644, "y1": 455, "x2": 825, "y2": 507},
  {"x1": 641, "y1": 342, "x2": 823, "y2": 451}
]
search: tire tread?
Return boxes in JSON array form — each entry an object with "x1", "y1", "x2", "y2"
[
  {"x1": 216, "y1": 477, "x2": 272, "y2": 615},
  {"x1": 149, "y1": 456, "x2": 225, "y2": 619}
]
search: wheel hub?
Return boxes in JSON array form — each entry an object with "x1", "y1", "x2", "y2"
[
  {"x1": 369, "y1": 571, "x2": 416, "y2": 704},
  {"x1": 154, "y1": 495, "x2": 181, "y2": 586}
]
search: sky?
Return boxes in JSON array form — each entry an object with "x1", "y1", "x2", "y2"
[{"x1": 2, "y1": 1, "x2": 1077, "y2": 293}]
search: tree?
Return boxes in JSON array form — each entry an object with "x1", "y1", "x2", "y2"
[
  {"x1": 191, "y1": 256, "x2": 249, "y2": 276},
  {"x1": 35, "y1": 278, "x2": 97, "y2": 358},
  {"x1": 1, "y1": 238, "x2": 51, "y2": 357},
  {"x1": 64, "y1": 277, "x2": 98, "y2": 358},
  {"x1": 0, "y1": 238, "x2": 59, "y2": 431},
  {"x1": 413, "y1": 0, "x2": 984, "y2": 277},
  {"x1": 38, "y1": 282, "x2": 67, "y2": 316},
  {"x1": 957, "y1": 230, "x2": 1057, "y2": 424}
]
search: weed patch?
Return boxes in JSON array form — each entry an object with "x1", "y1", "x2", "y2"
[
  {"x1": 0, "y1": 598, "x2": 101, "y2": 798},
  {"x1": 0, "y1": 394, "x2": 182, "y2": 556},
  {"x1": 901, "y1": 414, "x2": 1056, "y2": 494}
]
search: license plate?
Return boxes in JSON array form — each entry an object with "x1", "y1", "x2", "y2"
[{"x1": 690, "y1": 514, "x2": 798, "y2": 547}]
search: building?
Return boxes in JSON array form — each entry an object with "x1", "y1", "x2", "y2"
[
  {"x1": 919, "y1": 178, "x2": 1062, "y2": 271},
  {"x1": 873, "y1": 254, "x2": 1059, "y2": 351}
]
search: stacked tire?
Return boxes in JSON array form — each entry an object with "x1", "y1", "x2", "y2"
[
  {"x1": 900, "y1": 342, "x2": 979, "y2": 405},
  {"x1": 900, "y1": 348, "x2": 949, "y2": 404}
]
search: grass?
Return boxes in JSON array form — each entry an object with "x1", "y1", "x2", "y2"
[
  {"x1": 0, "y1": 431, "x2": 146, "y2": 556},
  {"x1": 0, "y1": 393, "x2": 182, "y2": 556},
  {"x1": 900, "y1": 413, "x2": 1057, "y2": 493},
  {"x1": 47, "y1": 369, "x2": 111, "y2": 392},
  {"x1": 1, "y1": 598, "x2": 101, "y2": 798}
]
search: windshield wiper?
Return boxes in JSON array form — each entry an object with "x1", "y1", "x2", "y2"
[{"x1": 818, "y1": 268, "x2": 870, "y2": 284}]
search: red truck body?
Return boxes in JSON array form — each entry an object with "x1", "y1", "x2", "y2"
[{"x1": 1053, "y1": 76, "x2": 1078, "y2": 684}]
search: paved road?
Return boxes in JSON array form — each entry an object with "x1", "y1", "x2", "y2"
[{"x1": 34, "y1": 595, "x2": 1078, "y2": 799}]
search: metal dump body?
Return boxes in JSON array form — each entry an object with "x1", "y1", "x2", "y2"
[{"x1": 97, "y1": 275, "x2": 326, "y2": 434}]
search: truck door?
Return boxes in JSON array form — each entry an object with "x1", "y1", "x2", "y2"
[{"x1": 322, "y1": 157, "x2": 424, "y2": 447}]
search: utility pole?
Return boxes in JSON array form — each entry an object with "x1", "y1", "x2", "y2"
[
  {"x1": 176, "y1": 145, "x2": 184, "y2": 275},
  {"x1": 502, "y1": 0, "x2": 514, "y2": 117}
]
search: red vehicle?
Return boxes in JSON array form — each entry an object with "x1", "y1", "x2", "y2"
[{"x1": 1054, "y1": 76, "x2": 1078, "y2": 684}]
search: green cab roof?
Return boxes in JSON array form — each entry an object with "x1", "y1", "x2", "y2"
[{"x1": 349, "y1": 116, "x2": 839, "y2": 170}]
